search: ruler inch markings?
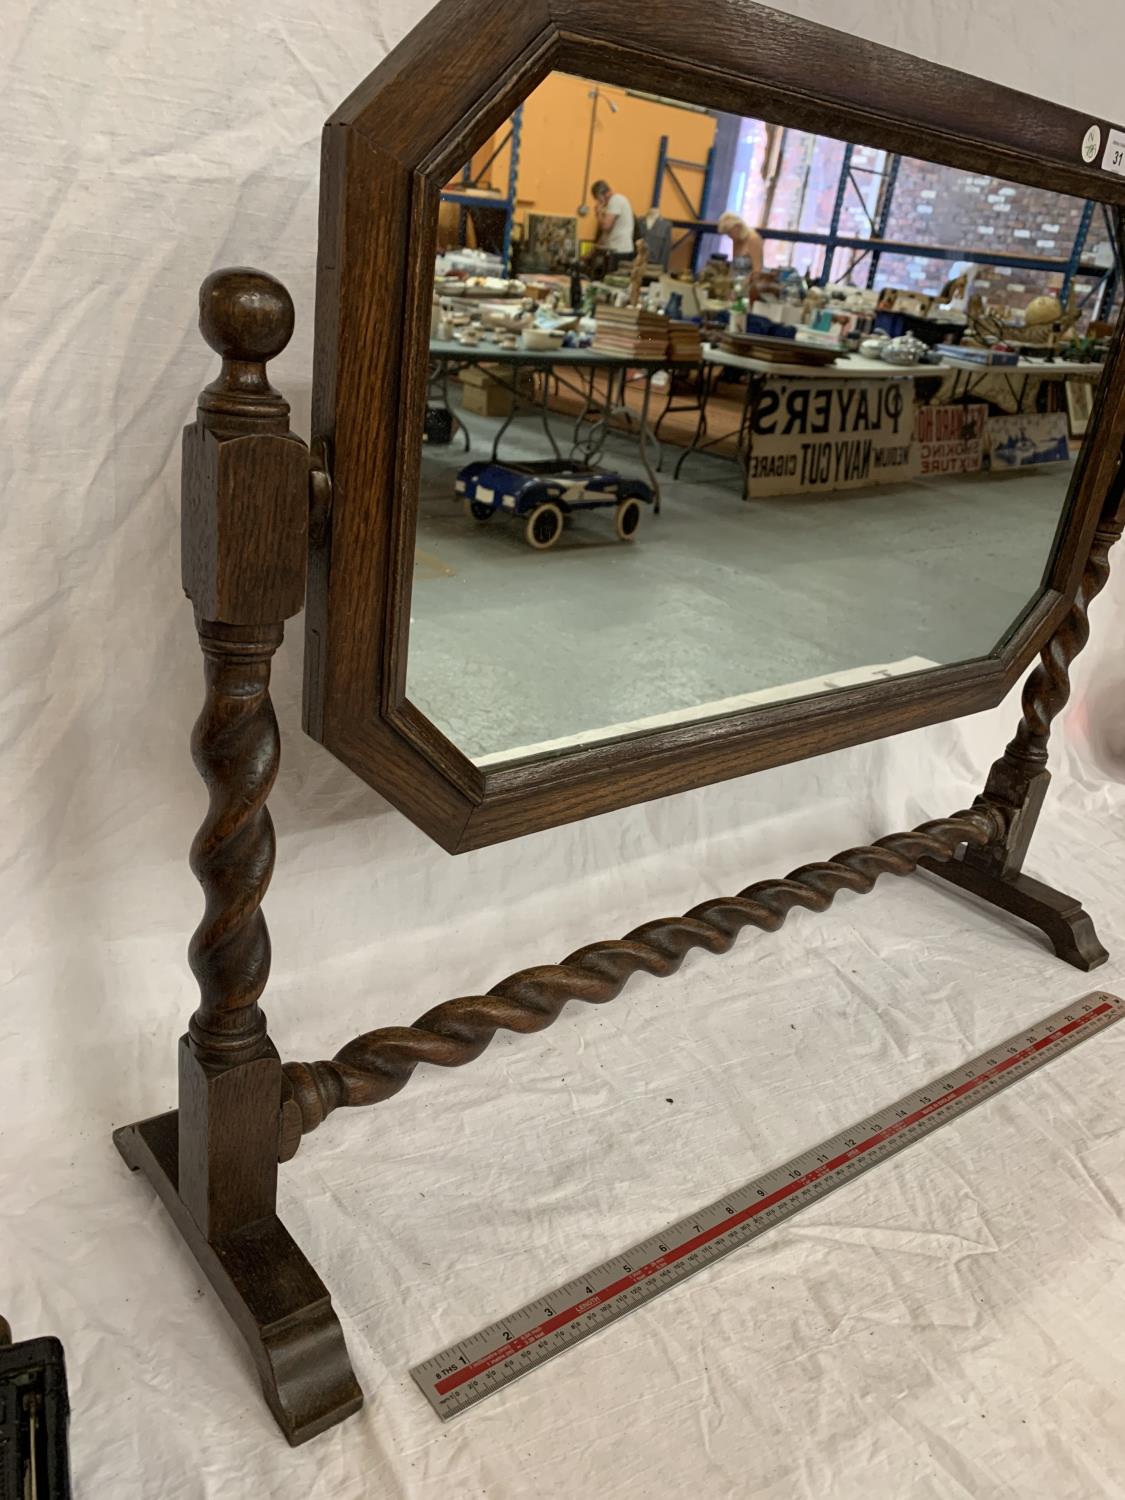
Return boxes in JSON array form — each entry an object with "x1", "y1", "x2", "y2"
[{"x1": 411, "y1": 992, "x2": 1123, "y2": 1419}]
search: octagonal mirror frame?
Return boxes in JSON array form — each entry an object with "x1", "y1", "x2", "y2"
[{"x1": 305, "y1": 0, "x2": 1125, "y2": 854}]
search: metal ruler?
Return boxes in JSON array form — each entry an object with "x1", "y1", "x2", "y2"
[{"x1": 412, "y1": 992, "x2": 1123, "y2": 1420}]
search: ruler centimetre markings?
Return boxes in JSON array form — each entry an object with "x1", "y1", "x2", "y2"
[{"x1": 411, "y1": 992, "x2": 1123, "y2": 1420}]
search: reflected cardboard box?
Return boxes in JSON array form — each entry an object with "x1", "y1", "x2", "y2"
[{"x1": 458, "y1": 364, "x2": 536, "y2": 418}]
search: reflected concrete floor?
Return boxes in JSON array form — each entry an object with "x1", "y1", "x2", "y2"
[{"x1": 407, "y1": 408, "x2": 1074, "y2": 764}]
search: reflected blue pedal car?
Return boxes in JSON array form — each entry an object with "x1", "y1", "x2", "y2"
[{"x1": 455, "y1": 461, "x2": 654, "y2": 550}]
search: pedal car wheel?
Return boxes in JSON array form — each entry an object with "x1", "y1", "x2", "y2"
[
  {"x1": 616, "y1": 497, "x2": 643, "y2": 541},
  {"x1": 464, "y1": 498, "x2": 495, "y2": 523},
  {"x1": 525, "y1": 502, "x2": 564, "y2": 550}
]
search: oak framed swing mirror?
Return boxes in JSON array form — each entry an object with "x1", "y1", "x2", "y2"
[
  {"x1": 116, "y1": 0, "x2": 1125, "y2": 1453},
  {"x1": 305, "y1": 0, "x2": 1125, "y2": 857}
]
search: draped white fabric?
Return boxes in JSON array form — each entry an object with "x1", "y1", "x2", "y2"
[{"x1": 3, "y1": 1, "x2": 1125, "y2": 1494}]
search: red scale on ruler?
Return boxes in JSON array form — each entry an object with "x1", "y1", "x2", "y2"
[{"x1": 413, "y1": 994, "x2": 1123, "y2": 1419}]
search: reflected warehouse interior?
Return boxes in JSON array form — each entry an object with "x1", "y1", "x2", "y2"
[{"x1": 404, "y1": 70, "x2": 1117, "y2": 766}]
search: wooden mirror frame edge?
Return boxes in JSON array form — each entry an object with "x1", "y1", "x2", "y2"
[{"x1": 305, "y1": 0, "x2": 1125, "y2": 853}]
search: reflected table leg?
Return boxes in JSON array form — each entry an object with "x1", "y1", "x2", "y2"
[
  {"x1": 429, "y1": 357, "x2": 472, "y2": 454},
  {"x1": 572, "y1": 369, "x2": 597, "y2": 451},
  {"x1": 674, "y1": 362, "x2": 718, "y2": 479},
  {"x1": 637, "y1": 370, "x2": 662, "y2": 514},
  {"x1": 538, "y1": 363, "x2": 564, "y2": 463},
  {"x1": 656, "y1": 362, "x2": 705, "y2": 472},
  {"x1": 481, "y1": 361, "x2": 564, "y2": 465},
  {"x1": 579, "y1": 366, "x2": 612, "y2": 468},
  {"x1": 489, "y1": 370, "x2": 520, "y2": 461},
  {"x1": 444, "y1": 359, "x2": 471, "y2": 453}
]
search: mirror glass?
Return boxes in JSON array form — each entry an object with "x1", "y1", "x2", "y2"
[{"x1": 407, "y1": 70, "x2": 1119, "y2": 767}]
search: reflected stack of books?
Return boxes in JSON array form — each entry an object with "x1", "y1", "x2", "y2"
[
  {"x1": 668, "y1": 321, "x2": 703, "y2": 362},
  {"x1": 594, "y1": 307, "x2": 671, "y2": 358},
  {"x1": 719, "y1": 332, "x2": 839, "y2": 366},
  {"x1": 936, "y1": 343, "x2": 1020, "y2": 366}
]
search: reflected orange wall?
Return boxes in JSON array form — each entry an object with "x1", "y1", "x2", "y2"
[{"x1": 445, "y1": 73, "x2": 718, "y2": 253}]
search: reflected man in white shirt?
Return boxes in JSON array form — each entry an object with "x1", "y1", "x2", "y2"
[{"x1": 593, "y1": 180, "x2": 637, "y2": 270}]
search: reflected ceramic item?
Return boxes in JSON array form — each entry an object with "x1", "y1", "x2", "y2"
[{"x1": 880, "y1": 334, "x2": 928, "y2": 365}]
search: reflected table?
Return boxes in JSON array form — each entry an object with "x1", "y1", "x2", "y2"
[
  {"x1": 429, "y1": 339, "x2": 701, "y2": 511},
  {"x1": 940, "y1": 356, "x2": 1105, "y2": 410},
  {"x1": 678, "y1": 345, "x2": 1107, "y2": 500}
]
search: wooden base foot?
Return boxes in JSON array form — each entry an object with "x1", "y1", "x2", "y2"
[
  {"x1": 114, "y1": 1111, "x2": 363, "y2": 1446},
  {"x1": 921, "y1": 855, "x2": 1110, "y2": 973}
]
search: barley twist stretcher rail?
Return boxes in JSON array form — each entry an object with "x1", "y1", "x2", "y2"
[{"x1": 280, "y1": 804, "x2": 1008, "y2": 1151}]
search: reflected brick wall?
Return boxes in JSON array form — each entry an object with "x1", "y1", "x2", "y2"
[{"x1": 735, "y1": 121, "x2": 1112, "y2": 314}]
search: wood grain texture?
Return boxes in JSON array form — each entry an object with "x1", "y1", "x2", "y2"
[
  {"x1": 115, "y1": 1112, "x2": 363, "y2": 1447},
  {"x1": 177, "y1": 273, "x2": 304, "y2": 1237},
  {"x1": 332, "y1": 0, "x2": 554, "y2": 164},
  {"x1": 178, "y1": 1041, "x2": 283, "y2": 1239},
  {"x1": 921, "y1": 860, "x2": 1110, "y2": 973},
  {"x1": 118, "y1": 268, "x2": 364, "y2": 1447},
  {"x1": 958, "y1": 466, "x2": 1125, "y2": 881},
  {"x1": 552, "y1": 1, "x2": 1125, "y2": 206},
  {"x1": 304, "y1": 0, "x2": 1125, "y2": 852},
  {"x1": 281, "y1": 804, "x2": 1008, "y2": 1140},
  {"x1": 182, "y1": 431, "x2": 308, "y2": 625},
  {"x1": 921, "y1": 433, "x2": 1125, "y2": 964},
  {"x1": 184, "y1": 267, "x2": 308, "y2": 627},
  {"x1": 383, "y1": 602, "x2": 1058, "y2": 855},
  {"x1": 186, "y1": 623, "x2": 283, "y2": 1064}
]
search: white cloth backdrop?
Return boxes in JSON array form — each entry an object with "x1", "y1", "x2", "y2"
[{"x1": 4, "y1": 2, "x2": 1125, "y2": 1495}]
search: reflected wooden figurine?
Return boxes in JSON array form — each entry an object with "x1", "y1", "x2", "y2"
[{"x1": 629, "y1": 240, "x2": 649, "y2": 307}]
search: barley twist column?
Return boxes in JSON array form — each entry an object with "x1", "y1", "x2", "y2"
[{"x1": 177, "y1": 268, "x2": 309, "y2": 1237}]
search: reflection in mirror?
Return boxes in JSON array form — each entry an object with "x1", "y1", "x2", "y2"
[{"x1": 407, "y1": 71, "x2": 1119, "y2": 767}]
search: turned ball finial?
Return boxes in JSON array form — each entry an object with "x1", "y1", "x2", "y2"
[
  {"x1": 197, "y1": 267, "x2": 295, "y2": 424},
  {"x1": 199, "y1": 267, "x2": 294, "y2": 363}
]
